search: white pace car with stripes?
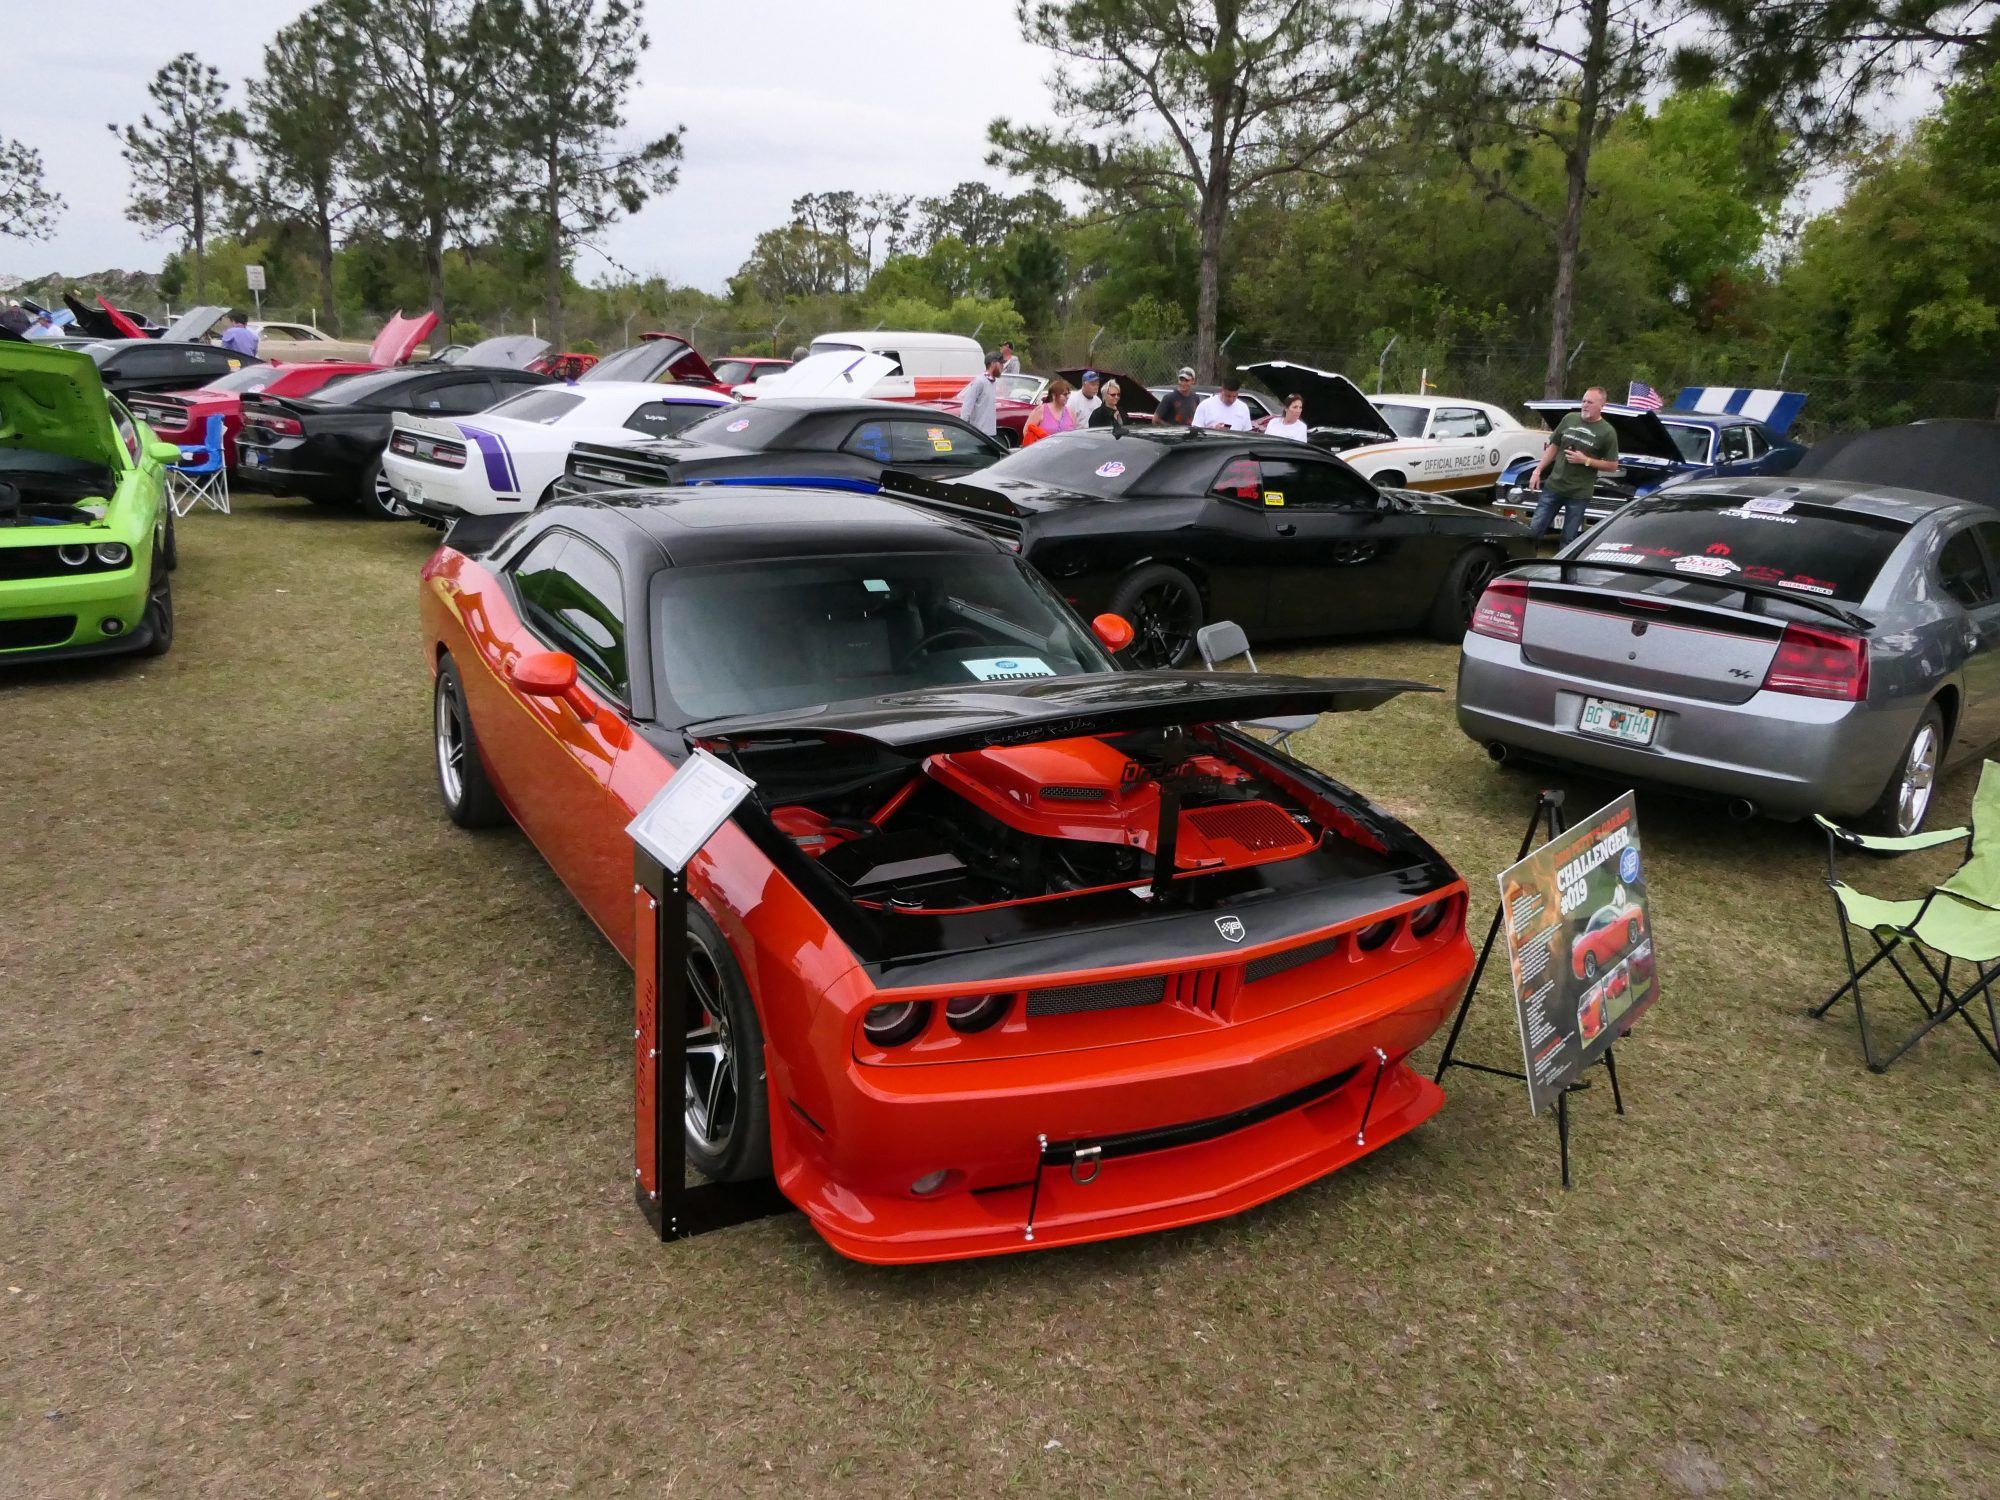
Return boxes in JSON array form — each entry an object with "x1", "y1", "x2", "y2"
[{"x1": 385, "y1": 382, "x2": 735, "y2": 527}]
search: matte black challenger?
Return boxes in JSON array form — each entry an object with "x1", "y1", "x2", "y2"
[
  {"x1": 879, "y1": 427, "x2": 1536, "y2": 667},
  {"x1": 555, "y1": 397, "x2": 1006, "y2": 498},
  {"x1": 234, "y1": 339, "x2": 553, "y2": 518}
]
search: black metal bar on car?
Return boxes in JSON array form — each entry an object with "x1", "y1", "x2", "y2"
[
  {"x1": 1497, "y1": 557, "x2": 1874, "y2": 632},
  {"x1": 1038, "y1": 1063, "x2": 1364, "y2": 1168}
]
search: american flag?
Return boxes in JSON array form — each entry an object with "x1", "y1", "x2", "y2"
[{"x1": 1627, "y1": 380, "x2": 1663, "y2": 410}]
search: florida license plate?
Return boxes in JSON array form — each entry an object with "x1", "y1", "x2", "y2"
[
  {"x1": 402, "y1": 481, "x2": 423, "y2": 505},
  {"x1": 1578, "y1": 696, "x2": 1657, "y2": 745}
]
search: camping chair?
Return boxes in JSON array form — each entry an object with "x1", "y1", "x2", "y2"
[
  {"x1": 1195, "y1": 621, "x2": 1317, "y2": 754},
  {"x1": 1813, "y1": 760, "x2": 2000, "y2": 1072},
  {"x1": 168, "y1": 415, "x2": 230, "y2": 516}
]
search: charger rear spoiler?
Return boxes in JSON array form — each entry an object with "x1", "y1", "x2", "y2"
[{"x1": 878, "y1": 468, "x2": 1029, "y2": 537}]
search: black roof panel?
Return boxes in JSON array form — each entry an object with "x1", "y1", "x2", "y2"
[{"x1": 547, "y1": 487, "x2": 1006, "y2": 565}]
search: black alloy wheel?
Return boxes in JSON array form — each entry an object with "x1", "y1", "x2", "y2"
[
  {"x1": 1583, "y1": 950, "x2": 1599, "y2": 981},
  {"x1": 137, "y1": 572, "x2": 173, "y2": 657},
  {"x1": 1111, "y1": 563, "x2": 1203, "y2": 669},
  {"x1": 1426, "y1": 546, "x2": 1501, "y2": 641},
  {"x1": 682, "y1": 905, "x2": 771, "y2": 1183}
]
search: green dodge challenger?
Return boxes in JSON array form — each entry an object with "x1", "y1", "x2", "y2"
[{"x1": 1, "y1": 339, "x2": 179, "y2": 663}]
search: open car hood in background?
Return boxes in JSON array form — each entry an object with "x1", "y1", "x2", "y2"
[
  {"x1": 456, "y1": 334, "x2": 551, "y2": 369},
  {"x1": 1524, "y1": 400, "x2": 1686, "y2": 464},
  {"x1": 749, "y1": 350, "x2": 898, "y2": 399},
  {"x1": 0, "y1": 341, "x2": 121, "y2": 470},
  {"x1": 61, "y1": 294, "x2": 128, "y2": 341},
  {"x1": 368, "y1": 310, "x2": 439, "y2": 367},
  {"x1": 687, "y1": 670, "x2": 1437, "y2": 758},
  {"x1": 582, "y1": 334, "x2": 719, "y2": 386},
  {"x1": 1056, "y1": 367, "x2": 1160, "y2": 417},
  {"x1": 1672, "y1": 385, "x2": 1808, "y2": 437},
  {"x1": 1238, "y1": 361, "x2": 1396, "y2": 440},
  {"x1": 160, "y1": 304, "x2": 228, "y2": 344},
  {"x1": 1791, "y1": 420, "x2": 2000, "y2": 507}
]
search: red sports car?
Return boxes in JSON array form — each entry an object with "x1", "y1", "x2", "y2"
[
  {"x1": 128, "y1": 312, "x2": 437, "y2": 468},
  {"x1": 1570, "y1": 899, "x2": 1645, "y2": 980},
  {"x1": 420, "y1": 489, "x2": 1474, "y2": 1263}
]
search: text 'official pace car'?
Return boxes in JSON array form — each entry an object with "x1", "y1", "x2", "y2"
[{"x1": 420, "y1": 488, "x2": 1475, "y2": 1262}]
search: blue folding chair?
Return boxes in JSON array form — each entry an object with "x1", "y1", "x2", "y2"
[{"x1": 168, "y1": 414, "x2": 230, "y2": 516}]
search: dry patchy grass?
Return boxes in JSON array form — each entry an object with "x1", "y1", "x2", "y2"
[{"x1": 1, "y1": 497, "x2": 1994, "y2": 1498}]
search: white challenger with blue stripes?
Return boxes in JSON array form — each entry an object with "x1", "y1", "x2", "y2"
[{"x1": 385, "y1": 382, "x2": 734, "y2": 528}]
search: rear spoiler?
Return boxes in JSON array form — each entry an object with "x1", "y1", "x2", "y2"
[
  {"x1": 879, "y1": 468, "x2": 1027, "y2": 537},
  {"x1": 1502, "y1": 557, "x2": 1874, "y2": 632},
  {"x1": 440, "y1": 511, "x2": 523, "y2": 557}
]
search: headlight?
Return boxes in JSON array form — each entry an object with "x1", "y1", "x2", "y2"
[
  {"x1": 58, "y1": 545, "x2": 90, "y2": 567},
  {"x1": 94, "y1": 543, "x2": 131, "y2": 566},
  {"x1": 861, "y1": 1000, "x2": 930, "y2": 1046}
]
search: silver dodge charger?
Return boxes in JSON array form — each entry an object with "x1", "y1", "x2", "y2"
[{"x1": 1456, "y1": 476, "x2": 2000, "y2": 834}]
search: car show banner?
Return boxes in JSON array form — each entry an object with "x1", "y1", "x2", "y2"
[{"x1": 1497, "y1": 791, "x2": 1658, "y2": 1115}]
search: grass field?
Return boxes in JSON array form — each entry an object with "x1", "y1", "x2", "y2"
[{"x1": 2, "y1": 496, "x2": 1994, "y2": 1498}]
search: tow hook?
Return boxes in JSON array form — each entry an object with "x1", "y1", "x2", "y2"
[{"x1": 1070, "y1": 1145, "x2": 1103, "y2": 1185}]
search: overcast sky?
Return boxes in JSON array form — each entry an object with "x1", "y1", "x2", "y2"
[{"x1": 2, "y1": 0, "x2": 1059, "y2": 292}]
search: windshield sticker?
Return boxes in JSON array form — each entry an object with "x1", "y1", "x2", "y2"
[
  {"x1": 1718, "y1": 506, "x2": 1797, "y2": 524},
  {"x1": 1744, "y1": 496, "x2": 1794, "y2": 514},
  {"x1": 725, "y1": 417, "x2": 750, "y2": 432},
  {"x1": 1094, "y1": 460, "x2": 1127, "y2": 478},
  {"x1": 863, "y1": 579, "x2": 889, "y2": 593},
  {"x1": 963, "y1": 656, "x2": 1057, "y2": 682},
  {"x1": 931, "y1": 438, "x2": 955, "y2": 452},
  {"x1": 1265, "y1": 490, "x2": 1286, "y2": 506},
  {"x1": 925, "y1": 427, "x2": 944, "y2": 439},
  {"x1": 1670, "y1": 554, "x2": 1740, "y2": 578}
]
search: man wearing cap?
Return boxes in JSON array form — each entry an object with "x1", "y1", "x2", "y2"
[
  {"x1": 1067, "y1": 370, "x2": 1102, "y2": 426},
  {"x1": 998, "y1": 340, "x2": 1020, "y2": 375},
  {"x1": 1155, "y1": 367, "x2": 1200, "y2": 426},
  {"x1": 954, "y1": 350, "x2": 1004, "y2": 437},
  {"x1": 1192, "y1": 375, "x2": 1254, "y2": 431}
]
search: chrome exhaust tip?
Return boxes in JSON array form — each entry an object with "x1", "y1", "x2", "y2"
[
  {"x1": 1727, "y1": 798, "x2": 1757, "y2": 821},
  {"x1": 1486, "y1": 742, "x2": 1509, "y2": 763}
]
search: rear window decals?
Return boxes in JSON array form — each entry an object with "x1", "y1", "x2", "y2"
[
  {"x1": 725, "y1": 417, "x2": 750, "y2": 432},
  {"x1": 1670, "y1": 554, "x2": 1740, "y2": 577},
  {"x1": 1094, "y1": 460, "x2": 1126, "y2": 478}
]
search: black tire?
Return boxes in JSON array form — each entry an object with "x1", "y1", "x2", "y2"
[
  {"x1": 1108, "y1": 563, "x2": 1203, "y2": 669},
  {"x1": 304, "y1": 490, "x2": 351, "y2": 508},
  {"x1": 159, "y1": 506, "x2": 178, "y2": 572},
  {"x1": 138, "y1": 574, "x2": 173, "y2": 657},
  {"x1": 433, "y1": 654, "x2": 509, "y2": 829},
  {"x1": 683, "y1": 903, "x2": 772, "y2": 1183},
  {"x1": 1582, "y1": 950, "x2": 1599, "y2": 981},
  {"x1": 1858, "y1": 702, "x2": 1945, "y2": 838},
  {"x1": 356, "y1": 457, "x2": 407, "y2": 521},
  {"x1": 1425, "y1": 546, "x2": 1502, "y2": 641},
  {"x1": 1375, "y1": 469, "x2": 1407, "y2": 489}
]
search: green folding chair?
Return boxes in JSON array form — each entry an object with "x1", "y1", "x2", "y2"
[{"x1": 1813, "y1": 761, "x2": 2000, "y2": 1072}]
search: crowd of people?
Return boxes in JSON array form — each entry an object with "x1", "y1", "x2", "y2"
[{"x1": 952, "y1": 350, "x2": 1311, "y2": 446}]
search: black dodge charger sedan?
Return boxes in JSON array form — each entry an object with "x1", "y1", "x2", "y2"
[
  {"x1": 234, "y1": 343, "x2": 552, "y2": 518},
  {"x1": 556, "y1": 397, "x2": 1006, "y2": 497},
  {"x1": 880, "y1": 427, "x2": 1535, "y2": 667}
]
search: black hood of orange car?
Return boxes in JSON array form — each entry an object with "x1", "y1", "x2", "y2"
[{"x1": 687, "y1": 670, "x2": 1435, "y2": 757}]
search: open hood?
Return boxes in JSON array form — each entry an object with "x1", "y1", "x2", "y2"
[
  {"x1": 457, "y1": 334, "x2": 550, "y2": 370},
  {"x1": 687, "y1": 669, "x2": 1435, "y2": 758},
  {"x1": 368, "y1": 310, "x2": 439, "y2": 367},
  {"x1": 0, "y1": 341, "x2": 122, "y2": 469},
  {"x1": 1057, "y1": 367, "x2": 1160, "y2": 418},
  {"x1": 582, "y1": 334, "x2": 719, "y2": 387},
  {"x1": 1239, "y1": 361, "x2": 1395, "y2": 441},
  {"x1": 161, "y1": 304, "x2": 228, "y2": 344},
  {"x1": 62, "y1": 294, "x2": 129, "y2": 341},
  {"x1": 1672, "y1": 385, "x2": 1807, "y2": 437},
  {"x1": 1525, "y1": 400, "x2": 1685, "y2": 465},
  {"x1": 750, "y1": 350, "x2": 899, "y2": 399}
]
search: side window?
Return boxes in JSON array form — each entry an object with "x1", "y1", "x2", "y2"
[
  {"x1": 421, "y1": 379, "x2": 496, "y2": 414},
  {"x1": 841, "y1": 420, "x2": 894, "y2": 464},
  {"x1": 1208, "y1": 455, "x2": 1263, "y2": 503},
  {"x1": 1972, "y1": 524, "x2": 2000, "y2": 599},
  {"x1": 512, "y1": 531, "x2": 629, "y2": 697},
  {"x1": 622, "y1": 401, "x2": 714, "y2": 440},
  {"x1": 1260, "y1": 454, "x2": 1377, "y2": 511},
  {"x1": 112, "y1": 401, "x2": 140, "y2": 462},
  {"x1": 1719, "y1": 426, "x2": 1751, "y2": 462},
  {"x1": 876, "y1": 350, "x2": 904, "y2": 375},
  {"x1": 886, "y1": 420, "x2": 988, "y2": 464},
  {"x1": 1745, "y1": 426, "x2": 1771, "y2": 459},
  {"x1": 1434, "y1": 408, "x2": 1489, "y2": 439},
  {"x1": 1936, "y1": 528, "x2": 1993, "y2": 609}
]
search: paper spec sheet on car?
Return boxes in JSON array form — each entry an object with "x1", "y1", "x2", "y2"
[{"x1": 1497, "y1": 791, "x2": 1659, "y2": 1114}]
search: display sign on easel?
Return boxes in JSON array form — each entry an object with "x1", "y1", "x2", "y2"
[
  {"x1": 1497, "y1": 790, "x2": 1659, "y2": 1116},
  {"x1": 628, "y1": 750, "x2": 792, "y2": 1242}
]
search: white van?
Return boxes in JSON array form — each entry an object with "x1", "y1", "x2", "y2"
[{"x1": 806, "y1": 330, "x2": 985, "y2": 402}]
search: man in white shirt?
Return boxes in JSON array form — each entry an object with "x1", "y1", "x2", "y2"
[
  {"x1": 1265, "y1": 394, "x2": 1310, "y2": 442},
  {"x1": 954, "y1": 351, "x2": 1004, "y2": 436},
  {"x1": 1066, "y1": 370, "x2": 1102, "y2": 425},
  {"x1": 998, "y1": 341, "x2": 1020, "y2": 375},
  {"x1": 1192, "y1": 375, "x2": 1254, "y2": 431}
]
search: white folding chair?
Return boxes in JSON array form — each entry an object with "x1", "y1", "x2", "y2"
[
  {"x1": 1195, "y1": 620, "x2": 1317, "y2": 753},
  {"x1": 168, "y1": 415, "x2": 230, "y2": 516}
]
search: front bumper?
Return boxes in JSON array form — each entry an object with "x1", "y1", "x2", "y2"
[
  {"x1": 1455, "y1": 631, "x2": 1908, "y2": 818},
  {"x1": 773, "y1": 939, "x2": 1468, "y2": 1263},
  {"x1": 0, "y1": 564, "x2": 153, "y2": 662}
]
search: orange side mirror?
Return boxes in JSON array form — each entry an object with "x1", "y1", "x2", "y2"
[
  {"x1": 511, "y1": 650, "x2": 597, "y2": 719},
  {"x1": 1092, "y1": 613, "x2": 1135, "y2": 653}
]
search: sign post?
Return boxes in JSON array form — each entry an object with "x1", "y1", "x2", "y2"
[
  {"x1": 244, "y1": 264, "x2": 265, "y2": 322},
  {"x1": 627, "y1": 749, "x2": 793, "y2": 1242}
]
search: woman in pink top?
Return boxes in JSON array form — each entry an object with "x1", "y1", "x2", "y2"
[{"x1": 1025, "y1": 377, "x2": 1076, "y2": 444}]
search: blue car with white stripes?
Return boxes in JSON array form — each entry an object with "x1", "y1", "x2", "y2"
[
  {"x1": 1495, "y1": 386, "x2": 1808, "y2": 532},
  {"x1": 556, "y1": 398, "x2": 1006, "y2": 502}
]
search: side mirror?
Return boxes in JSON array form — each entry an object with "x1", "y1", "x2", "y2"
[
  {"x1": 1091, "y1": 613, "x2": 1134, "y2": 653},
  {"x1": 510, "y1": 650, "x2": 597, "y2": 719},
  {"x1": 145, "y1": 438, "x2": 182, "y2": 466}
]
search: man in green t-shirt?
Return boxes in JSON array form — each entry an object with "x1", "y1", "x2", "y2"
[{"x1": 1528, "y1": 385, "x2": 1621, "y2": 548}]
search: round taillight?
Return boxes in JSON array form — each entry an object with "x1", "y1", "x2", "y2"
[
  {"x1": 1355, "y1": 918, "x2": 1399, "y2": 952},
  {"x1": 862, "y1": 1000, "x2": 930, "y2": 1046},
  {"x1": 58, "y1": 544, "x2": 90, "y2": 567},
  {"x1": 945, "y1": 993, "x2": 1010, "y2": 1033},
  {"x1": 1409, "y1": 899, "x2": 1451, "y2": 938}
]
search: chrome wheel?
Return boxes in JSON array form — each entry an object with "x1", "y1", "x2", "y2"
[
  {"x1": 373, "y1": 468, "x2": 407, "y2": 518},
  {"x1": 684, "y1": 939, "x2": 739, "y2": 1155},
  {"x1": 1896, "y1": 722, "x2": 1938, "y2": 834},
  {"x1": 1127, "y1": 580, "x2": 1200, "y2": 668},
  {"x1": 435, "y1": 677, "x2": 466, "y2": 807}
]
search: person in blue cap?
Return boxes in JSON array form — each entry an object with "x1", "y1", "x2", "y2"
[{"x1": 1067, "y1": 369, "x2": 1101, "y2": 426}]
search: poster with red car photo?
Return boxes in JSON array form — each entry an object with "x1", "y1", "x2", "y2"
[{"x1": 1497, "y1": 791, "x2": 1658, "y2": 1115}]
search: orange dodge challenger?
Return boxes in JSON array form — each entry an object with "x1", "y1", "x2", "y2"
[{"x1": 420, "y1": 487, "x2": 1474, "y2": 1263}]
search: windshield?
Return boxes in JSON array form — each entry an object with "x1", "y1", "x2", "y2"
[
  {"x1": 977, "y1": 431, "x2": 1169, "y2": 495},
  {"x1": 711, "y1": 359, "x2": 772, "y2": 386},
  {"x1": 670, "y1": 403, "x2": 803, "y2": 448},
  {"x1": 485, "y1": 389, "x2": 584, "y2": 425},
  {"x1": 997, "y1": 374, "x2": 1044, "y2": 403},
  {"x1": 1664, "y1": 423, "x2": 1711, "y2": 463},
  {"x1": 1375, "y1": 403, "x2": 1427, "y2": 438},
  {"x1": 652, "y1": 551, "x2": 1114, "y2": 722},
  {"x1": 1581, "y1": 493, "x2": 1910, "y2": 603}
]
